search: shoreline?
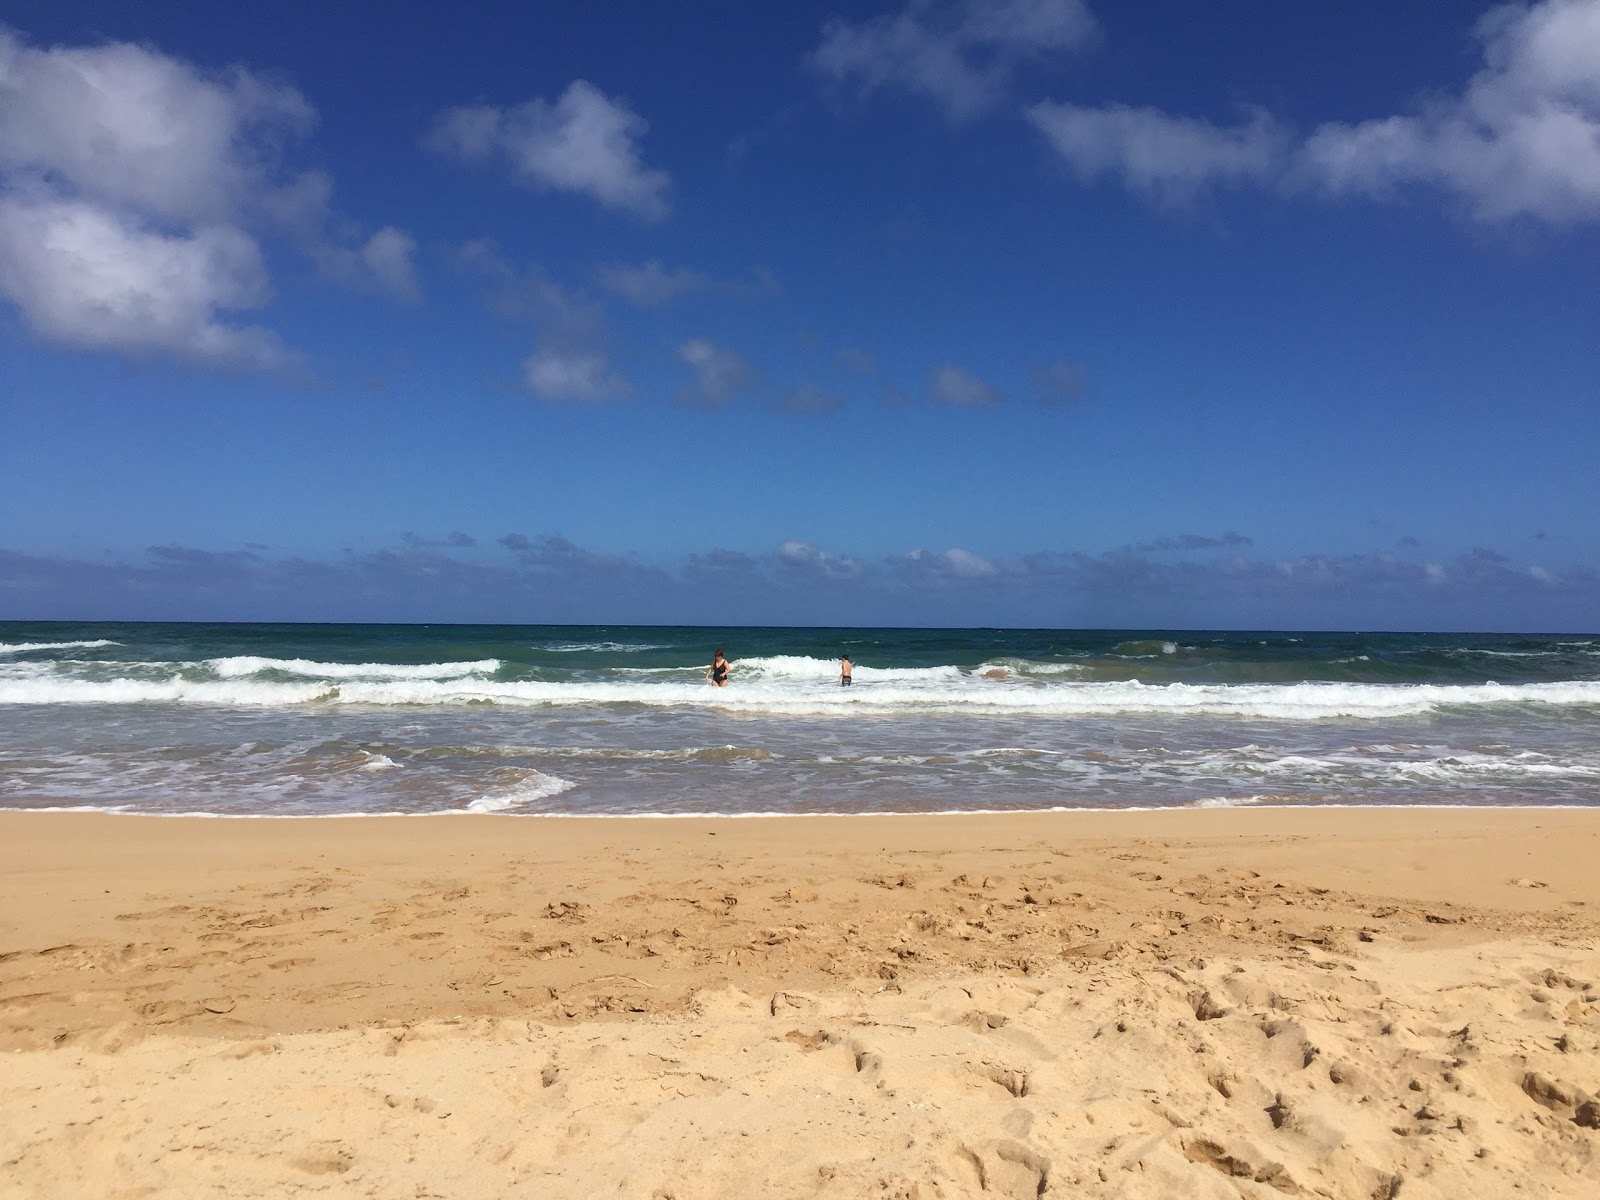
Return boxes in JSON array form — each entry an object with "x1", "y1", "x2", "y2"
[
  {"x1": 4, "y1": 806, "x2": 1597, "y2": 1196},
  {"x1": 3, "y1": 803, "x2": 1600, "y2": 825}
]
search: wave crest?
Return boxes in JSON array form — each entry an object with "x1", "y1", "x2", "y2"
[
  {"x1": 207, "y1": 656, "x2": 500, "y2": 680},
  {"x1": 3, "y1": 673, "x2": 1599, "y2": 719},
  {"x1": 0, "y1": 639, "x2": 119, "y2": 654}
]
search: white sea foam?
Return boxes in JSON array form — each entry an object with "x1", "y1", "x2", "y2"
[
  {"x1": 206, "y1": 656, "x2": 500, "y2": 680},
  {"x1": 3, "y1": 671, "x2": 1599, "y2": 719},
  {"x1": 9, "y1": 801, "x2": 1592, "y2": 819},
  {"x1": 737, "y1": 654, "x2": 966, "y2": 683},
  {"x1": 970, "y1": 746, "x2": 1065, "y2": 757},
  {"x1": 541, "y1": 641, "x2": 668, "y2": 653},
  {"x1": 1111, "y1": 639, "x2": 1180, "y2": 656},
  {"x1": 0, "y1": 639, "x2": 119, "y2": 654},
  {"x1": 999, "y1": 659, "x2": 1088, "y2": 676},
  {"x1": 466, "y1": 769, "x2": 576, "y2": 813},
  {"x1": 1157, "y1": 746, "x2": 1600, "y2": 784},
  {"x1": 0, "y1": 678, "x2": 333, "y2": 706}
]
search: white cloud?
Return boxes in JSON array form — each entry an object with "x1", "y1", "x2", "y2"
[
  {"x1": 929, "y1": 363, "x2": 1004, "y2": 406},
  {"x1": 0, "y1": 30, "x2": 313, "y2": 225},
  {"x1": 312, "y1": 226, "x2": 420, "y2": 302},
  {"x1": 356, "y1": 228, "x2": 420, "y2": 301},
  {"x1": 0, "y1": 31, "x2": 301, "y2": 365},
  {"x1": 676, "y1": 338, "x2": 757, "y2": 409},
  {"x1": 0, "y1": 32, "x2": 416, "y2": 365},
  {"x1": 523, "y1": 347, "x2": 630, "y2": 402},
  {"x1": 1024, "y1": 1, "x2": 1600, "y2": 227},
  {"x1": 595, "y1": 259, "x2": 710, "y2": 306},
  {"x1": 1028, "y1": 1, "x2": 1600, "y2": 225},
  {"x1": 1299, "y1": 0, "x2": 1600, "y2": 222},
  {"x1": 0, "y1": 194, "x2": 282, "y2": 368},
  {"x1": 811, "y1": 0, "x2": 1096, "y2": 119},
  {"x1": 901, "y1": 547, "x2": 999, "y2": 577},
  {"x1": 268, "y1": 172, "x2": 422, "y2": 302},
  {"x1": 776, "y1": 540, "x2": 862, "y2": 578},
  {"x1": 457, "y1": 245, "x2": 629, "y2": 402},
  {"x1": 429, "y1": 81, "x2": 670, "y2": 219},
  {"x1": 1028, "y1": 103, "x2": 1284, "y2": 200},
  {"x1": 942, "y1": 547, "x2": 997, "y2": 576}
]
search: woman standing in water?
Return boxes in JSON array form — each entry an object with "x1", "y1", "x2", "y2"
[{"x1": 706, "y1": 649, "x2": 730, "y2": 687}]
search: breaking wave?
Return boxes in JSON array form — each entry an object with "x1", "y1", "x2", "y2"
[
  {"x1": 3, "y1": 667, "x2": 1599, "y2": 720},
  {"x1": 206, "y1": 656, "x2": 500, "y2": 680},
  {"x1": 0, "y1": 639, "x2": 119, "y2": 654}
]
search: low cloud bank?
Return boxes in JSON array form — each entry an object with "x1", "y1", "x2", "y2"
[{"x1": 2, "y1": 535, "x2": 1593, "y2": 631}]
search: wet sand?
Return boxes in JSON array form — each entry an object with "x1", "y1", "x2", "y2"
[{"x1": 2, "y1": 807, "x2": 1598, "y2": 1197}]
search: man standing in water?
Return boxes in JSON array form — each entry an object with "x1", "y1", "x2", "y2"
[
  {"x1": 706, "y1": 649, "x2": 730, "y2": 687},
  {"x1": 840, "y1": 654, "x2": 853, "y2": 687}
]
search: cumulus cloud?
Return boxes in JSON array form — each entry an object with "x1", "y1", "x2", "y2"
[
  {"x1": 250, "y1": 169, "x2": 420, "y2": 302},
  {"x1": 1027, "y1": 103, "x2": 1285, "y2": 200},
  {"x1": 428, "y1": 81, "x2": 670, "y2": 219},
  {"x1": 676, "y1": 338, "x2": 757, "y2": 409},
  {"x1": 458, "y1": 242, "x2": 630, "y2": 401},
  {"x1": 0, "y1": 31, "x2": 313, "y2": 224},
  {"x1": 1298, "y1": 0, "x2": 1600, "y2": 222},
  {"x1": 929, "y1": 363, "x2": 1004, "y2": 406},
  {"x1": 307, "y1": 225, "x2": 420, "y2": 302},
  {"x1": 523, "y1": 347, "x2": 630, "y2": 402},
  {"x1": 776, "y1": 539, "x2": 863, "y2": 578},
  {"x1": 0, "y1": 32, "x2": 298, "y2": 364},
  {"x1": 0, "y1": 194, "x2": 283, "y2": 367},
  {"x1": 900, "y1": 547, "x2": 999, "y2": 578},
  {"x1": 1029, "y1": 1, "x2": 1600, "y2": 225},
  {"x1": 0, "y1": 31, "x2": 417, "y2": 364},
  {"x1": 811, "y1": 0, "x2": 1096, "y2": 119}
]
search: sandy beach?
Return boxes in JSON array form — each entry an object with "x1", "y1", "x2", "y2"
[{"x1": 2, "y1": 807, "x2": 1598, "y2": 1197}]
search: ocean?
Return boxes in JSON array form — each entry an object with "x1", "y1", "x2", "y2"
[{"x1": 1, "y1": 622, "x2": 1597, "y2": 817}]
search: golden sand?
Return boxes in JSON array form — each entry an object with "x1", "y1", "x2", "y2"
[{"x1": 2, "y1": 807, "x2": 1597, "y2": 1198}]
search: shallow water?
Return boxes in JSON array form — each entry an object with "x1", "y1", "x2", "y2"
[{"x1": 3, "y1": 622, "x2": 1597, "y2": 815}]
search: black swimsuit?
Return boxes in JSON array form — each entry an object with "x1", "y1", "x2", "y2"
[{"x1": 711, "y1": 661, "x2": 728, "y2": 684}]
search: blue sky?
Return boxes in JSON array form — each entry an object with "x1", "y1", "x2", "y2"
[{"x1": 2, "y1": 0, "x2": 1598, "y2": 629}]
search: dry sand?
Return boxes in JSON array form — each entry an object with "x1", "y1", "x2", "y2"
[{"x1": 2, "y1": 807, "x2": 1597, "y2": 1198}]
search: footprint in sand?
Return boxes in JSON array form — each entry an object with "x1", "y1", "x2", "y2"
[
  {"x1": 963, "y1": 1060, "x2": 1030, "y2": 1098},
  {"x1": 1180, "y1": 1135, "x2": 1296, "y2": 1191},
  {"x1": 285, "y1": 1145, "x2": 353, "y2": 1175},
  {"x1": 954, "y1": 1141, "x2": 1050, "y2": 1200}
]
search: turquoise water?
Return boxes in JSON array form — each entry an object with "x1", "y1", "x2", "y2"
[{"x1": 2, "y1": 622, "x2": 1598, "y2": 815}]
